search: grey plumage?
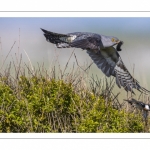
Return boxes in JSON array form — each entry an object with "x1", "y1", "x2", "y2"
[
  {"x1": 124, "y1": 99, "x2": 150, "y2": 110},
  {"x1": 41, "y1": 28, "x2": 120, "y2": 50},
  {"x1": 41, "y1": 28, "x2": 150, "y2": 93},
  {"x1": 124, "y1": 99, "x2": 150, "y2": 119}
]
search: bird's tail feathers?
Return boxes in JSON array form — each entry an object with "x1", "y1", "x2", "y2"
[
  {"x1": 41, "y1": 28, "x2": 71, "y2": 48},
  {"x1": 138, "y1": 85, "x2": 150, "y2": 95}
]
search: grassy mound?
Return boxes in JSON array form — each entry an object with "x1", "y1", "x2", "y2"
[{"x1": 0, "y1": 76, "x2": 144, "y2": 132}]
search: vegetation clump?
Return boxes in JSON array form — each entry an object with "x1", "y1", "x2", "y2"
[{"x1": 0, "y1": 75, "x2": 145, "y2": 132}]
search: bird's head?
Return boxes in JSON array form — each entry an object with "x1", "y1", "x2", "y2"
[{"x1": 101, "y1": 36, "x2": 120, "y2": 48}]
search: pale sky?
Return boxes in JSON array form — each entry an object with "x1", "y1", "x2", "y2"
[{"x1": 0, "y1": 17, "x2": 150, "y2": 97}]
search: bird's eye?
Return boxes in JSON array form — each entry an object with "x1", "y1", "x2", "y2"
[{"x1": 111, "y1": 38, "x2": 115, "y2": 42}]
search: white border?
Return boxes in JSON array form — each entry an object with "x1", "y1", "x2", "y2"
[
  {"x1": 0, "y1": 133, "x2": 150, "y2": 138},
  {"x1": 1, "y1": 0, "x2": 150, "y2": 12},
  {"x1": 1, "y1": 3, "x2": 150, "y2": 149},
  {"x1": 1, "y1": 12, "x2": 150, "y2": 17}
]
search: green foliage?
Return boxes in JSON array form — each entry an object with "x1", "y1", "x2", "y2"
[
  {"x1": 0, "y1": 76, "x2": 145, "y2": 132},
  {"x1": 77, "y1": 96, "x2": 144, "y2": 132}
]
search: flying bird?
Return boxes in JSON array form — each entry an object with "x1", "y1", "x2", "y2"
[
  {"x1": 41, "y1": 28, "x2": 149, "y2": 93},
  {"x1": 124, "y1": 99, "x2": 150, "y2": 119},
  {"x1": 124, "y1": 99, "x2": 150, "y2": 111}
]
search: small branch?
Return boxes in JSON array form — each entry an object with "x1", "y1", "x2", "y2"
[{"x1": 23, "y1": 49, "x2": 34, "y2": 74}]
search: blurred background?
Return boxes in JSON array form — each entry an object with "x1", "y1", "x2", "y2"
[{"x1": 0, "y1": 17, "x2": 150, "y2": 99}]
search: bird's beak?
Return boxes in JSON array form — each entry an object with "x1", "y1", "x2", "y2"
[{"x1": 116, "y1": 40, "x2": 120, "y2": 44}]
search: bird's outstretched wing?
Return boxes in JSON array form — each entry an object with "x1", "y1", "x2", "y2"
[
  {"x1": 87, "y1": 47, "x2": 149, "y2": 93},
  {"x1": 41, "y1": 28, "x2": 103, "y2": 50},
  {"x1": 69, "y1": 35, "x2": 104, "y2": 50}
]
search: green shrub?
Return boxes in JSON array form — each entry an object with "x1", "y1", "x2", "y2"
[
  {"x1": 0, "y1": 76, "x2": 145, "y2": 132},
  {"x1": 77, "y1": 96, "x2": 144, "y2": 132}
]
